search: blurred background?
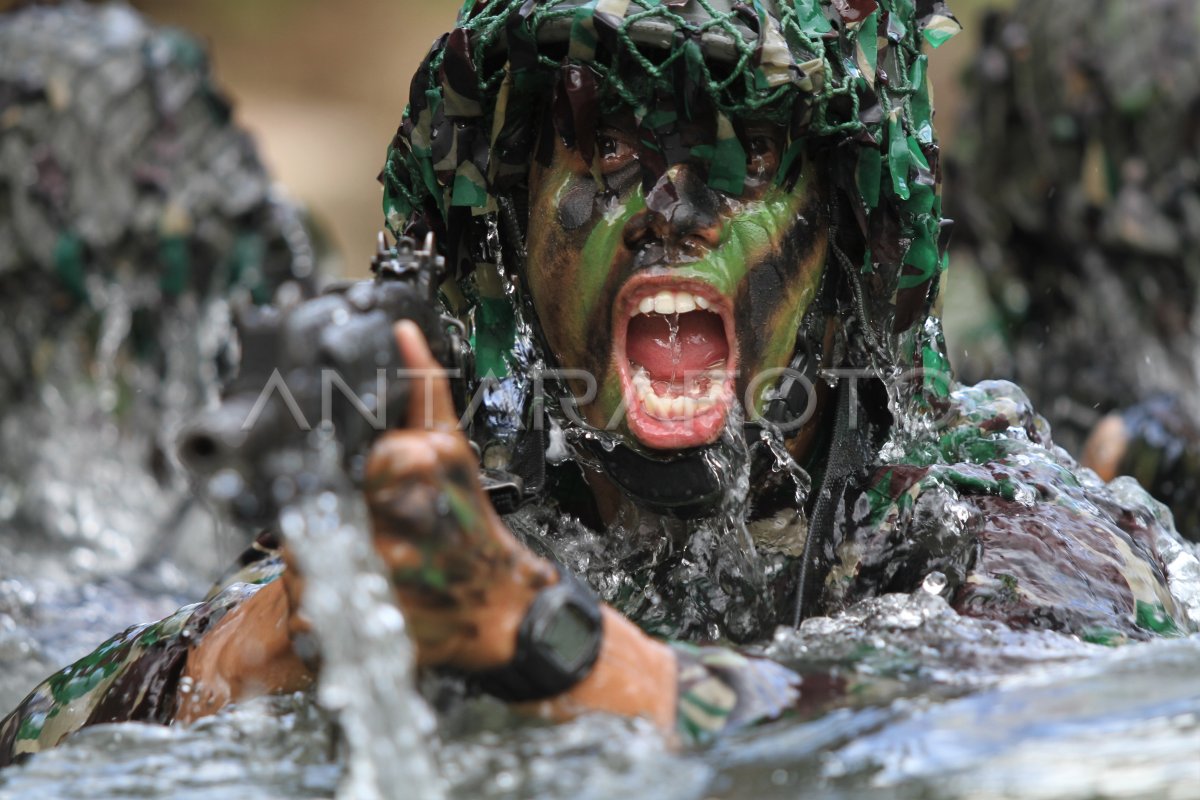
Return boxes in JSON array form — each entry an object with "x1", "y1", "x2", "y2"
[{"x1": 0, "y1": 0, "x2": 1000, "y2": 277}]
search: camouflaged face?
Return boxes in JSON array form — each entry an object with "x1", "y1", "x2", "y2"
[{"x1": 380, "y1": 0, "x2": 959, "y2": 366}]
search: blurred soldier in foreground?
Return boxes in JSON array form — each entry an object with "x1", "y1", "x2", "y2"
[{"x1": 0, "y1": 0, "x2": 322, "y2": 725}]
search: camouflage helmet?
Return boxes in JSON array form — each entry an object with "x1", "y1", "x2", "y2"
[{"x1": 381, "y1": 0, "x2": 960, "y2": 383}]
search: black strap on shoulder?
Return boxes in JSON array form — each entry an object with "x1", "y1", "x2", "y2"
[{"x1": 792, "y1": 351, "x2": 880, "y2": 625}]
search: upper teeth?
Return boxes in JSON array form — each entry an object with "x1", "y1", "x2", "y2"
[{"x1": 635, "y1": 291, "x2": 712, "y2": 316}]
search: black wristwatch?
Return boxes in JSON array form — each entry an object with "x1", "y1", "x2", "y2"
[{"x1": 475, "y1": 565, "x2": 603, "y2": 702}]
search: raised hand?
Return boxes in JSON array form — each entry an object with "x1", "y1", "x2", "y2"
[{"x1": 364, "y1": 321, "x2": 559, "y2": 671}]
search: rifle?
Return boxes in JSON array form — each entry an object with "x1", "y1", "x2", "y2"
[{"x1": 178, "y1": 233, "x2": 471, "y2": 527}]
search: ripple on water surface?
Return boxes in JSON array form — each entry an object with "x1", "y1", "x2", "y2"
[{"x1": 3, "y1": 593, "x2": 1200, "y2": 800}]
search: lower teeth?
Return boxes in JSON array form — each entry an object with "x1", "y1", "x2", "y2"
[{"x1": 631, "y1": 366, "x2": 726, "y2": 420}]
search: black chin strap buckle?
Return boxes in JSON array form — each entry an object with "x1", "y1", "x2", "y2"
[
  {"x1": 480, "y1": 469, "x2": 525, "y2": 515},
  {"x1": 744, "y1": 337, "x2": 820, "y2": 443}
]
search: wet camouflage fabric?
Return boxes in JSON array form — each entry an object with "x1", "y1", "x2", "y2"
[
  {"x1": 825, "y1": 369, "x2": 1194, "y2": 643},
  {"x1": 672, "y1": 641, "x2": 800, "y2": 743},
  {"x1": 944, "y1": 0, "x2": 1200, "y2": 535},
  {"x1": 4, "y1": 361, "x2": 1198, "y2": 765},
  {"x1": 0, "y1": 540, "x2": 285, "y2": 768},
  {"x1": 0, "y1": 532, "x2": 800, "y2": 759}
]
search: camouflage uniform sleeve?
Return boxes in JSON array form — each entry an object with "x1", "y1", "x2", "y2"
[
  {"x1": 0, "y1": 544, "x2": 285, "y2": 768},
  {"x1": 825, "y1": 380, "x2": 1194, "y2": 642},
  {"x1": 671, "y1": 642, "x2": 800, "y2": 745}
]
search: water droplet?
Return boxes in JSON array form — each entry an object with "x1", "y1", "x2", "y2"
[
  {"x1": 208, "y1": 468, "x2": 244, "y2": 500},
  {"x1": 316, "y1": 491, "x2": 339, "y2": 513},
  {"x1": 922, "y1": 571, "x2": 948, "y2": 595},
  {"x1": 272, "y1": 475, "x2": 298, "y2": 507}
]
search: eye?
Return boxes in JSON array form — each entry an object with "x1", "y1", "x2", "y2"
[
  {"x1": 746, "y1": 136, "x2": 775, "y2": 157},
  {"x1": 596, "y1": 130, "x2": 636, "y2": 174},
  {"x1": 743, "y1": 128, "x2": 782, "y2": 180}
]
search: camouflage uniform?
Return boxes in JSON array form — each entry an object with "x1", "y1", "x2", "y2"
[
  {"x1": 0, "y1": 534, "x2": 285, "y2": 767},
  {"x1": 827, "y1": 375, "x2": 1190, "y2": 643}
]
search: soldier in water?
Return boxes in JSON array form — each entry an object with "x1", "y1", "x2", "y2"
[
  {"x1": 2, "y1": 0, "x2": 1197, "y2": 765},
  {"x1": 946, "y1": 0, "x2": 1200, "y2": 540},
  {"x1": 0, "y1": 0, "x2": 319, "y2": 565}
]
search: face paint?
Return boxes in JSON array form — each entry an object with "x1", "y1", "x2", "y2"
[
  {"x1": 527, "y1": 115, "x2": 828, "y2": 452},
  {"x1": 556, "y1": 179, "x2": 598, "y2": 231}
]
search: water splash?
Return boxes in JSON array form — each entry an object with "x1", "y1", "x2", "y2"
[
  {"x1": 0, "y1": 695, "x2": 341, "y2": 799},
  {"x1": 757, "y1": 423, "x2": 814, "y2": 509},
  {"x1": 5, "y1": 582, "x2": 1200, "y2": 798},
  {"x1": 0, "y1": 274, "x2": 239, "y2": 581},
  {"x1": 666, "y1": 311, "x2": 680, "y2": 382},
  {"x1": 0, "y1": 279, "x2": 243, "y2": 714},
  {"x1": 276, "y1": 446, "x2": 442, "y2": 800},
  {"x1": 527, "y1": 405, "x2": 783, "y2": 643}
]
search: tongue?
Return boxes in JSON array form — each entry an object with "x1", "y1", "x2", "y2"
[{"x1": 626, "y1": 311, "x2": 728, "y2": 381}]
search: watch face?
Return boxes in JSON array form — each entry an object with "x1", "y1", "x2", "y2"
[{"x1": 541, "y1": 602, "x2": 600, "y2": 672}]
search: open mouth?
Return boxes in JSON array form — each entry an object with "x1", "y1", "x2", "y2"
[{"x1": 613, "y1": 275, "x2": 737, "y2": 450}]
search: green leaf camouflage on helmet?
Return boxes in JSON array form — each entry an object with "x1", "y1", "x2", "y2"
[{"x1": 380, "y1": 0, "x2": 960, "y2": 399}]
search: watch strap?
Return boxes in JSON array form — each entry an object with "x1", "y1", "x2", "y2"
[{"x1": 474, "y1": 565, "x2": 603, "y2": 702}]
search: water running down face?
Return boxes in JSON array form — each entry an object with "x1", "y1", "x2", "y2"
[{"x1": 525, "y1": 103, "x2": 830, "y2": 451}]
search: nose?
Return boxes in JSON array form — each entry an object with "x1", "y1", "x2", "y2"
[{"x1": 623, "y1": 163, "x2": 723, "y2": 255}]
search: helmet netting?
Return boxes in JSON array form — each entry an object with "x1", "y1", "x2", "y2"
[{"x1": 381, "y1": 0, "x2": 958, "y2": 373}]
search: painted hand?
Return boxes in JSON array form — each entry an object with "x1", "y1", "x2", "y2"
[{"x1": 363, "y1": 321, "x2": 558, "y2": 671}]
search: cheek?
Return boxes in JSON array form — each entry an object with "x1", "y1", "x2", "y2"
[
  {"x1": 525, "y1": 172, "x2": 601, "y2": 366},
  {"x1": 734, "y1": 202, "x2": 827, "y2": 398},
  {"x1": 556, "y1": 181, "x2": 598, "y2": 231}
]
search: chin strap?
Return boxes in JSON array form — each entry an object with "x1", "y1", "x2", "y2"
[{"x1": 578, "y1": 436, "x2": 727, "y2": 518}]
